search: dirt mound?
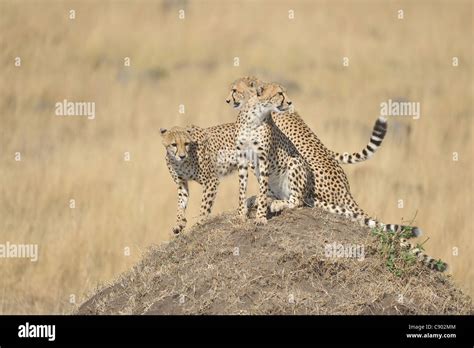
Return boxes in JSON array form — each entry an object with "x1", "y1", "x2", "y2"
[{"x1": 77, "y1": 208, "x2": 472, "y2": 315}]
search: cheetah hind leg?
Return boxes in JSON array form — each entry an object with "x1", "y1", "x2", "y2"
[{"x1": 269, "y1": 158, "x2": 307, "y2": 213}]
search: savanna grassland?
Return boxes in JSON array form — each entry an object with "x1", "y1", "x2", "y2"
[{"x1": 0, "y1": 0, "x2": 472, "y2": 314}]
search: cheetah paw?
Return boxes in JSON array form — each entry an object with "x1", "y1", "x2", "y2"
[
  {"x1": 171, "y1": 224, "x2": 185, "y2": 236},
  {"x1": 239, "y1": 215, "x2": 249, "y2": 224},
  {"x1": 270, "y1": 200, "x2": 287, "y2": 213},
  {"x1": 195, "y1": 217, "x2": 208, "y2": 227},
  {"x1": 238, "y1": 206, "x2": 249, "y2": 221},
  {"x1": 255, "y1": 217, "x2": 267, "y2": 226}
]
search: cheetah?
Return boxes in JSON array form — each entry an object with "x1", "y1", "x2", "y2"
[
  {"x1": 160, "y1": 125, "x2": 236, "y2": 235},
  {"x1": 234, "y1": 82, "x2": 447, "y2": 271},
  {"x1": 226, "y1": 76, "x2": 388, "y2": 166}
]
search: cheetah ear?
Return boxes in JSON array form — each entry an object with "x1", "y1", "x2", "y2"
[
  {"x1": 187, "y1": 124, "x2": 200, "y2": 131},
  {"x1": 160, "y1": 128, "x2": 167, "y2": 136},
  {"x1": 185, "y1": 126, "x2": 198, "y2": 143},
  {"x1": 256, "y1": 84, "x2": 264, "y2": 97},
  {"x1": 185, "y1": 125, "x2": 195, "y2": 135}
]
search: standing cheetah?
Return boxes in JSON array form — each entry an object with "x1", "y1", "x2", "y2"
[
  {"x1": 226, "y1": 76, "x2": 388, "y2": 166},
  {"x1": 160, "y1": 125, "x2": 235, "y2": 234},
  {"x1": 161, "y1": 123, "x2": 272, "y2": 234}
]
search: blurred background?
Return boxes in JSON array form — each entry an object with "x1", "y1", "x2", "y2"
[{"x1": 0, "y1": 0, "x2": 472, "y2": 313}]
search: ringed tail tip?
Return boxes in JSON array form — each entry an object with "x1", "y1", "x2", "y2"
[{"x1": 412, "y1": 227, "x2": 423, "y2": 238}]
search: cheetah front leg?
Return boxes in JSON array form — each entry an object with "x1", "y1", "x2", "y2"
[
  {"x1": 255, "y1": 154, "x2": 269, "y2": 225},
  {"x1": 237, "y1": 159, "x2": 249, "y2": 221},
  {"x1": 173, "y1": 179, "x2": 189, "y2": 235},
  {"x1": 245, "y1": 164, "x2": 275, "y2": 210},
  {"x1": 198, "y1": 178, "x2": 219, "y2": 223}
]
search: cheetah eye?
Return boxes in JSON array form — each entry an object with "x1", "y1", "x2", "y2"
[
  {"x1": 171, "y1": 143, "x2": 177, "y2": 147},
  {"x1": 184, "y1": 142, "x2": 190, "y2": 146},
  {"x1": 232, "y1": 88, "x2": 237, "y2": 93},
  {"x1": 278, "y1": 91, "x2": 283, "y2": 96}
]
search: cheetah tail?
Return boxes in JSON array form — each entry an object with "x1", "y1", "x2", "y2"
[
  {"x1": 399, "y1": 238, "x2": 449, "y2": 272},
  {"x1": 334, "y1": 116, "x2": 387, "y2": 164},
  {"x1": 314, "y1": 200, "x2": 421, "y2": 238},
  {"x1": 362, "y1": 216, "x2": 448, "y2": 272},
  {"x1": 362, "y1": 216, "x2": 422, "y2": 238},
  {"x1": 364, "y1": 218, "x2": 448, "y2": 272},
  {"x1": 313, "y1": 201, "x2": 447, "y2": 272}
]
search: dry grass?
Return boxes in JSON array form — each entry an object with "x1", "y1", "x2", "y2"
[{"x1": 0, "y1": 0, "x2": 472, "y2": 314}]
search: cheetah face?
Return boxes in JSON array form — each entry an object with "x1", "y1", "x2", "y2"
[
  {"x1": 160, "y1": 127, "x2": 194, "y2": 162},
  {"x1": 226, "y1": 76, "x2": 262, "y2": 109},
  {"x1": 256, "y1": 83, "x2": 292, "y2": 113}
]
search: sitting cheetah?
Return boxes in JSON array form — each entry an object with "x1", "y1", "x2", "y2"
[
  {"x1": 235, "y1": 82, "x2": 446, "y2": 271},
  {"x1": 226, "y1": 76, "x2": 388, "y2": 166},
  {"x1": 235, "y1": 85, "x2": 314, "y2": 225}
]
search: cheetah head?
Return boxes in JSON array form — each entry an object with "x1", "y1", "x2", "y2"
[
  {"x1": 160, "y1": 126, "x2": 195, "y2": 162},
  {"x1": 225, "y1": 76, "x2": 262, "y2": 109},
  {"x1": 256, "y1": 82, "x2": 292, "y2": 113}
]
